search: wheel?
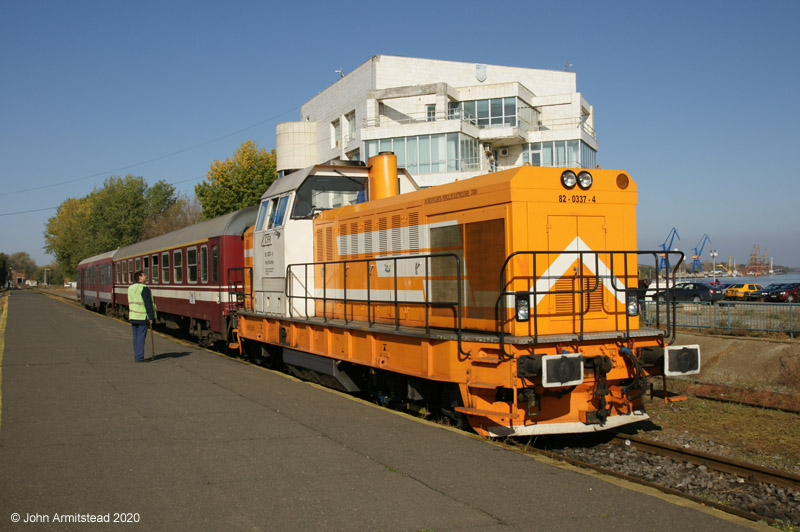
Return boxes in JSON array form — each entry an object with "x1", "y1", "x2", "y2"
[
  {"x1": 788, "y1": 295, "x2": 795, "y2": 303},
  {"x1": 692, "y1": 296, "x2": 701, "y2": 303}
]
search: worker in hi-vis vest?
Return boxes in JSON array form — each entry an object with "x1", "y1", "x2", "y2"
[{"x1": 128, "y1": 270, "x2": 157, "y2": 362}]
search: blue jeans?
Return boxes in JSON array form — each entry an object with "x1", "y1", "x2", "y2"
[{"x1": 131, "y1": 321, "x2": 149, "y2": 361}]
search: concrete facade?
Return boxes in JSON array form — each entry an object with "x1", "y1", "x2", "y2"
[{"x1": 277, "y1": 55, "x2": 598, "y2": 187}]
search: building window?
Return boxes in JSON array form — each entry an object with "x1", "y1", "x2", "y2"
[
  {"x1": 522, "y1": 141, "x2": 596, "y2": 169},
  {"x1": 331, "y1": 119, "x2": 340, "y2": 148},
  {"x1": 345, "y1": 111, "x2": 356, "y2": 143},
  {"x1": 426, "y1": 104, "x2": 436, "y2": 122},
  {"x1": 365, "y1": 133, "x2": 479, "y2": 175},
  {"x1": 449, "y1": 98, "x2": 517, "y2": 128}
]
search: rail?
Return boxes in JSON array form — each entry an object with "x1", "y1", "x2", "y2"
[
  {"x1": 284, "y1": 253, "x2": 470, "y2": 357},
  {"x1": 496, "y1": 250, "x2": 684, "y2": 358}
]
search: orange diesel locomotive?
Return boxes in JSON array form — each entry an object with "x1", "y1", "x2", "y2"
[{"x1": 234, "y1": 154, "x2": 698, "y2": 437}]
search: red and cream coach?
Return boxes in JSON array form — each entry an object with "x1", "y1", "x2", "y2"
[{"x1": 111, "y1": 206, "x2": 257, "y2": 346}]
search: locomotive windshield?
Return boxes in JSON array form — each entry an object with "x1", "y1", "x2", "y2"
[{"x1": 292, "y1": 175, "x2": 366, "y2": 218}]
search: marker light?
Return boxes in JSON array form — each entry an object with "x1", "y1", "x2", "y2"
[
  {"x1": 577, "y1": 171, "x2": 593, "y2": 190},
  {"x1": 515, "y1": 293, "x2": 530, "y2": 322},
  {"x1": 561, "y1": 171, "x2": 577, "y2": 189},
  {"x1": 627, "y1": 294, "x2": 639, "y2": 316}
]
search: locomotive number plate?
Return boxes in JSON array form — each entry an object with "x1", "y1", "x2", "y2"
[{"x1": 558, "y1": 194, "x2": 596, "y2": 204}]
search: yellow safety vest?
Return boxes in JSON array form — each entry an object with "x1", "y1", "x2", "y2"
[{"x1": 128, "y1": 283, "x2": 156, "y2": 321}]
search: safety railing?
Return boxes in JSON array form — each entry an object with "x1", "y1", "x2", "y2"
[
  {"x1": 496, "y1": 250, "x2": 684, "y2": 358},
  {"x1": 285, "y1": 253, "x2": 469, "y2": 356},
  {"x1": 640, "y1": 300, "x2": 800, "y2": 338},
  {"x1": 227, "y1": 267, "x2": 252, "y2": 314}
]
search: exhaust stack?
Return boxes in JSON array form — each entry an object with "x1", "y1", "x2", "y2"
[{"x1": 368, "y1": 152, "x2": 398, "y2": 201}]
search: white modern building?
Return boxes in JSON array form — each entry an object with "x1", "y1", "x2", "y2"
[{"x1": 276, "y1": 55, "x2": 598, "y2": 187}]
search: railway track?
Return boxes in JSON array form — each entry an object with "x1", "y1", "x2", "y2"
[
  {"x1": 612, "y1": 434, "x2": 800, "y2": 492},
  {"x1": 519, "y1": 432, "x2": 800, "y2": 527}
]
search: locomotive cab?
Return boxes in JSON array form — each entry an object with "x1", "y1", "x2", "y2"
[{"x1": 249, "y1": 162, "x2": 419, "y2": 316}]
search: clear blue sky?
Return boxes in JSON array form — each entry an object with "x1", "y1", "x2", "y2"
[{"x1": 2, "y1": 0, "x2": 799, "y2": 269}]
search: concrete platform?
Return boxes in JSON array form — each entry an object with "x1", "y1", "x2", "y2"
[{"x1": 0, "y1": 291, "x2": 763, "y2": 531}]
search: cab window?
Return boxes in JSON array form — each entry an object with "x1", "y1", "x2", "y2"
[
  {"x1": 267, "y1": 195, "x2": 290, "y2": 229},
  {"x1": 292, "y1": 175, "x2": 366, "y2": 218},
  {"x1": 256, "y1": 200, "x2": 269, "y2": 231}
]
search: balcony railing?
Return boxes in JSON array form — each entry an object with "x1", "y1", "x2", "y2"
[{"x1": 362, "y1": 111, "x2": 596, "y2": 139}]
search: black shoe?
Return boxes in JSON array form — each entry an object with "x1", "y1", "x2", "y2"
[{"x1": 135, "y1": 359, "x2": 148, "y2": 363}]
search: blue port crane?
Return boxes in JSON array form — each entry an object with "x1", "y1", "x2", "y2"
[
  {"x1": 659, "y1": 227, "x2": 680, "y2": 272},
  {"x1": 690, "y1": 234, "x2": 711, "y2": 273}
]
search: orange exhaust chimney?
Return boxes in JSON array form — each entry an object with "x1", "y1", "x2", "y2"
[{"x1": 367, "y1": 152, "x2": 398, "y2": 201}]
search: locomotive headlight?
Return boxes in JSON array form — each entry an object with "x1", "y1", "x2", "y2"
[
  {"x1": 561, "y1": 171, "x2": 577, "y2": 189},
  {"x1": 515, "y1": 293, "x2": 530, "y2": 322},
  {"x1": 627, "y1": 294, "x2": 639, "y2": 316},
  {"x1": 577, "y1": 171, "x2": 593, "y2": 190}
]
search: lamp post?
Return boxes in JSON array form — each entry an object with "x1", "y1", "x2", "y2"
[{"x1": 710, "y1": 250, "x2": 718, "y2": 283}]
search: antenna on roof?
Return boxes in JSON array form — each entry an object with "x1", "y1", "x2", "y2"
[
  {"x1": 335, "y1": 68, "x2": 344, "y2": 78},
  {"x1": 564, "y1": 62, "x2": 573, "y2": 72}
]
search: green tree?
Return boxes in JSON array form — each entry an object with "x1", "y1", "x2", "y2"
[
  {"x1": 0, "y1": 252, "x2": 9, "y2": 287},
  {"x1": 141, "y1": 194, "x2": 203, "y2": 240},
  {"x1": 44, "y1": 175, "x2": 178, "y2": 274},
  {"x1": 10, "y1": 251, "x2": 37, "y2": 278},
  {"x1": 35, "y1": 264, "x2": 64, "y2": 285},
  {"x1": 44, "y1": 196, "x2": 92, "y2": 275},
  {"x1": 195, "y1": 140, "x2": 277, "y2": 218}
]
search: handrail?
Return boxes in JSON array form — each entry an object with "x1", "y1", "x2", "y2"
[
  {"x1": 285, "y1": 253, "x2": 469, "y2": 357},
  {"x1": 496, "y1": 250, "x2": 684, "y2": 359},
  {"x1": 226, "y1": 266, "x2": 253, "y2": 316}
]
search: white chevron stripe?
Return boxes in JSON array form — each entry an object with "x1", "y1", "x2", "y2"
[{"x1": 533, "y1": 237, "x2": 628, "y2": 307}]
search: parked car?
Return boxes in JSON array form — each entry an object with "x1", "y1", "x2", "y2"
[
  {"x1": 764, "y1": 283, "x2": 800, "y2": 303},
  {"x1": 655, "y1": 282, "x2": 725, "y2": 303},
  {"x1": 751, "y1": 283, "x2": 788, "y2": 301},
  {"x1": 724, "y1": 283, "x2": 765, "y2": 300}
]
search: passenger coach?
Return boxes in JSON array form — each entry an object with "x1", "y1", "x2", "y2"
[
  {"x1": 112, "y1": 206, "x2": 257, "y2": 345},
  {"x1": 77, "y1": 249, "x2": 116, "y2": 312}
]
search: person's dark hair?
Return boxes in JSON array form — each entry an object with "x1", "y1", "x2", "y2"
[{"x1": 133, "y1": 270, "x2": 145, "y2": 282}]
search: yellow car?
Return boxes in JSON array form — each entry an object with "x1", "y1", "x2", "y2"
[{"x1": 725, "y1": 283, "x2": 764, "y2": 300}]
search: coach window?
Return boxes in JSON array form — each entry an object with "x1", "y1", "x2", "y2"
[
  {"x1": 128, "y1": 259, "x2": 133, "y2": 282},
  {"x1": 143, "y1": 256, "x2": 149, "y2": 280},
  {"x1": 115, "y1": 263, "x2": 121, "y2": 284},
  {"x1": 162, "y1": 252, "x2": 170, "y2": 283},
  {"x1": 200, "y1": 245, "x2": 208, "y2": 283},
  {"x1": 173, "y1": 250, "x2": 183, "y2": 283},
  {"x1": 135, "y1": 257, "x2": 141, "y2": 275},
  {"x1": 152, "y1": 254, "x2": 159, "y2": 283},
  {"x1": 122, "y1": 261, "x2": 127, "y2": 283},
  {"x1": 211, "y1": 244, "x2": 219, "y2": 283},
  {"x1": 187, "y1": 247, "x2": 198, "y2": 283}
]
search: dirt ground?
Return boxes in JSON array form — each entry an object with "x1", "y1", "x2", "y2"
[{"x1": 675, "y1": 330, "x2": 800, "y2": 391}]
